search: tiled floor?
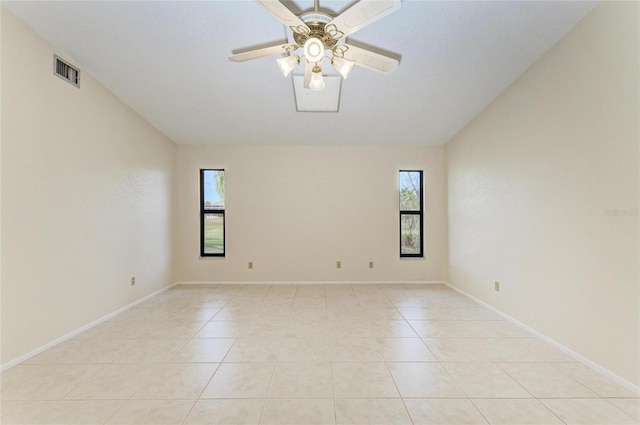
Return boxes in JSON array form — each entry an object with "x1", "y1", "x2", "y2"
[{"x1": 2, "y1": 284, "x2": 639, "y2": 424}]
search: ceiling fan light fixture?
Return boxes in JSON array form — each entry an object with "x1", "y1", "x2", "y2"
[
  {"x1": 276, "y1": 54, "x2": 300, "y2": 77},
  {"x1": 309, "y1": 65, "x2": 326, "y2": 91},
  {"x1": 229, "y1": 0, "x2": 403, "y2": 103},
  {"x1": 331, "y1": 56, "x2": 355, "y2": 79},
  {"x1": 303, "y1": 38, "x2": 325, "y2": 63}
]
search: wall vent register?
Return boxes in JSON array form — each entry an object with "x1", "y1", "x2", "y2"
[{"x1": 54, "y1": 55, "x2": 80, "y2": 88}]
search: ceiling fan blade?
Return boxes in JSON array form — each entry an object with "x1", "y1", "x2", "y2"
[
  {"x1": 341, "y1": 44, "x2": 398, "y2": 74},
  {"x1": 229, "y1": 43, "x2": 298, "y2": 62},
  {"x1": 255, "y1": 0, "x2": 309, "y2": 33},
  {"x1": 326, "y1": 0, "x2": 400, "y2": 38}
]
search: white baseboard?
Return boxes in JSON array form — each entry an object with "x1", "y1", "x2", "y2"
[
  {"x1": 444, "y1": 281, "x2": 640, "y2": 396},
  {"x1": 177, "y1": 280, "x2": 447, "y2": 286},
  {"x1": 0, "y1": 283, "x2": 177, "y2": 373}
]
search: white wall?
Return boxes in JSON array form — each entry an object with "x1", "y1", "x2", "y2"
[
  {"x1": 176, "y1": 145, "x2": 447, "y2": 283},
  {"x1": 446, "y1": 1, "x2": 639, "y2": 386},
  {"x1": 1, "y1": 9, "x2": 176, "y2": 366}
]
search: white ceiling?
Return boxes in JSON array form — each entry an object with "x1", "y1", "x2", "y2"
[{"x1": 3, "y1": 0, "x2": 598, "y2": 146}]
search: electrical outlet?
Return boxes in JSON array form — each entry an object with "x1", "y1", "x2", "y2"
[
  {"x1": 369, "y1": 261, "x2": 374, "y2": 269},
  {"x1": 494, "y1": 281, "x2": 500, "y2": 292},
  {"x1": 130, "y1": 276, "x2": 136, "y2": 287},
  {"x1": 248, "y1": 261, "x2": 253, "y2": 269},
  {"x1": 336, "y1": 261, "x2": 341, "y2": 269}
]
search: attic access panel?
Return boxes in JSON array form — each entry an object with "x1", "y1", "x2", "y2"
[{"x1": 292, "y1": 75, "x2": 341, "y2": 112}]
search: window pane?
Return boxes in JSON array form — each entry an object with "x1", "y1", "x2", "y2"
[
  {"x1": 400, "y1": 214, "x2": 421, "y2": 255},
  {"x1": 203, "y1": 213, "x2": 224, "y2": 254},
  {"x1": 203, "y1": 170, "x2": 225, "y2": 210},
  {"x1": 400, "y1": 171, "x2": 421, "y2": 211}
]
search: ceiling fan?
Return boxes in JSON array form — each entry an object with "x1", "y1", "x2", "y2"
[{"x1": 229, "y1": 0, "x2": 401, "y2": 91}]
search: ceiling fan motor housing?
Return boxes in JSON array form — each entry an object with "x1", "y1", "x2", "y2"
[{"x1": 293, "y1": 13, "x2": 340, "y2": 50}]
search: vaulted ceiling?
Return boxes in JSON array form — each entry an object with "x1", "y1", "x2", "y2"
[{"x1": 3, "y1": 1, "x2": 598, "y2": 145}]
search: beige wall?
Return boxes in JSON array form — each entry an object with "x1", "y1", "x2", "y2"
[
  {"x1": 2, "y1": 0, "x2": 637, "y2": 390},
  {"x1": 176, "y1": 145, "x2": 447, "y2": 283},
  {"x1": 446, "y1": 1, "x2": 639, "y2": 386},
  {"x1": 1, "y1": 10, "x2": 176, "y2": 366}
]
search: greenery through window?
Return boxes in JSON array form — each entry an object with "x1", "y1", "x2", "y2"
[
  {"x1": 400, "y1": 170, "x2": 423, "y2": 257},
  {"x1": 201, "y1": 169, "x2": 225, "y2": 257}
]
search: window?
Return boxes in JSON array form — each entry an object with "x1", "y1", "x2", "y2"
[
  {"x1": 399, "y1": 170, "x2": 423, "y2": 257},
  {"x1": 200, "y1": 169, "x2": 225, "y2": 257}
]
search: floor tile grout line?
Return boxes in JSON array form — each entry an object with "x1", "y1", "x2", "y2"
[
  {"x1": 496, "y1": 361, "x2": 600, "y2": 399},
  {"x1": 599, "y1": 397, "x2": 640, "y2": 423},
  {"x1": 494, "y1": 360, "x2": 595, "y2": 425},
  {"x1": 534, "y1": 399, "x2": 571, "y2": 425},
  {"x1": 466, "y1": 399, "x2": 492, "y2": 425},
  {"x1": 549, "y1": 362, "x2": 635, "y2": 399},
  {"x1": 323, "y1": 284, "x2": 340, "y2": 425},
  {"x1": 256, "y1": 289, "x2": 291, "y2": 425},
  {"x1": 437, "y1": 362, "x2": 493, "y2": 425},
  {"x1": 185, "y1": 361, "x2": 224, "y2": 421},
  {"x1": 489, "y1": 361, "x2": 538, "y2": 400},
  {"x1": 384, "y1": 361, "x2": 416, "y2": 425},
  {"x1": 181, "y1": 285, "x2": 239, "y2": 424},
  {"x1": 100, "y1": 399, "x2": 137, "y2": 425}
]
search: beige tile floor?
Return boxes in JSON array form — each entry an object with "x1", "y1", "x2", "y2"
[{"x1": 2, "y1": 284, "x2": 639, "y2": 425}]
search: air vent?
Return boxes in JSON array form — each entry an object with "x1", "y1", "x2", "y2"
[{"x1": 53, "y1": 55, "x2": 80, "y2": 88}]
